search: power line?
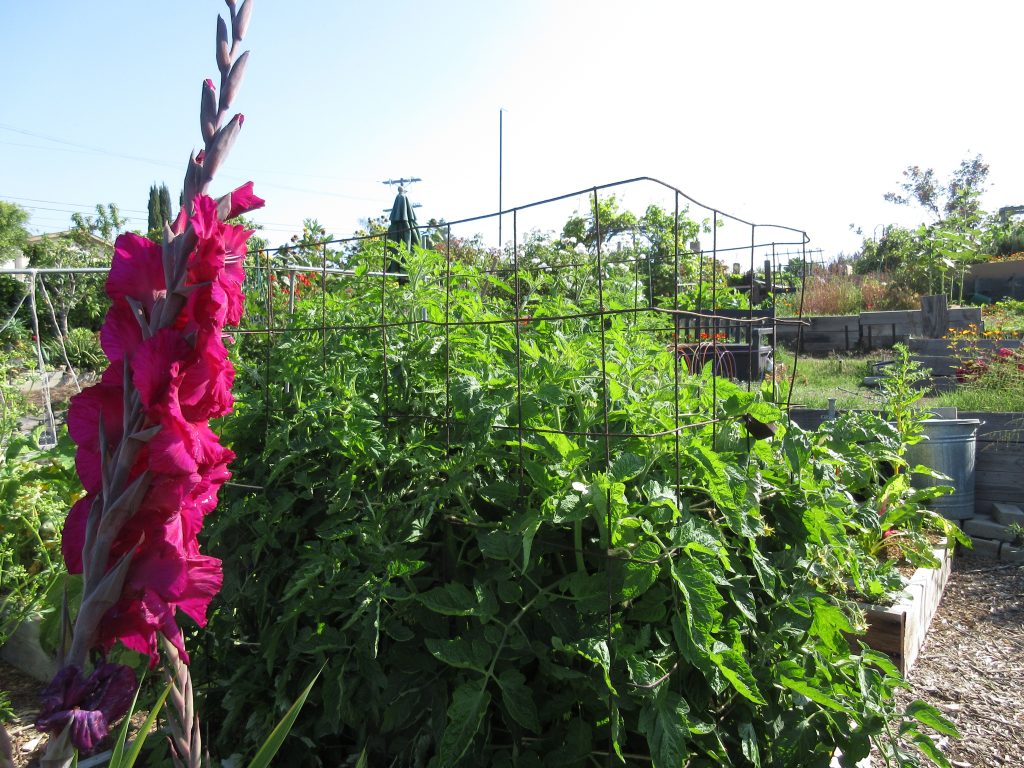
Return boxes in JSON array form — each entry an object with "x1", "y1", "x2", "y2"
[
  {"x1": 1, "y1": 195, "x2": 356, "y2": 233},
  {"x1": 0, "y1": 194, "x2": 148, "y2": 213},
  {"x1": 0, "y1": 123, "x2": 384, "y2": 192}
]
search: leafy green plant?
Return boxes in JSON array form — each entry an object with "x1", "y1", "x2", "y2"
[
  {"x1": 196, "y1": 245, "x2": 957, "y2": 767},
  {"x1": 853, "y1": 344, "x2": 970, "y2": 575},
  {"x1": 1007, "y1": 522, "x2": 1024, "y2": 547},
  {"x1": 0, "y1": 690, "x2": 13, "y2": 724},
  {"x1": 878, "y1": 344, "x2": 930, "y2": 449},
  {"x1": 43, "y1": 327, "x2": 105, "y2": 373},
  {"x1": 0, "y1": 425, "x2": 79, "y2": 646},
  {"x1": 981, "y1": 299, "x2": 1024, "y2": 336}
]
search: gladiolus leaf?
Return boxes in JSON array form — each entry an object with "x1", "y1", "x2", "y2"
[{"x1": 246, "y1": 663, "x2": 325, "y2": 768}]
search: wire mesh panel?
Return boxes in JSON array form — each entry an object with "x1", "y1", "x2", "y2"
[{"x1": 188, "y1": 177, "x2": 817, "y2": 765}]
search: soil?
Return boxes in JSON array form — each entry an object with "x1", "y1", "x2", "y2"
[{"x1": 2, "y1": 554, "x2": 1021, "y2": 767}]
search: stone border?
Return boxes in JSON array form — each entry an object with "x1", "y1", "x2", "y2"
[{"x1": 964, "y1": 503, "x2": 1024, "y2": 562}]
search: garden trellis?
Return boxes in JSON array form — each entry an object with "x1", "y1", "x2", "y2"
[
  {"x1": 199, "y1": 176, "x2": 857, "y2": 766},
  {"x1": 242, "y1": 174, "x2": 810, "y2": 415}
]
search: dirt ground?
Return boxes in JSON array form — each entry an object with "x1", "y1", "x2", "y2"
[{"x1": 2, "y1": 554, "x2": 1021, "y2": 767}]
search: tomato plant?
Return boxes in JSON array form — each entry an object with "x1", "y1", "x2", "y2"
[{"x1": 197, "y1": 244, "x2": 957, "y2": 767}]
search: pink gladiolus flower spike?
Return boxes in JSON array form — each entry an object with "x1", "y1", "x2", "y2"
[
  {"x1": 41, "y1": 8, "x2": 258, "y2": 764},
  {"x1": 225, "y1": 180, "x2": 265, "y2": 220},
  {"x1": 60, "y1": 183, "x2": 260, "y2": 668}
]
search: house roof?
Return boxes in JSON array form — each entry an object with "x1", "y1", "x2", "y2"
[{"x1": 26, "y1": 230, "x2": 113, "y2": 248}]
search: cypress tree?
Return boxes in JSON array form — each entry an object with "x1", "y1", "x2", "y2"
[
  {"x1": 147, "y1": 185, "x2": 161, "y2": 233},
  {"x1": 159, "y1": 184, "x2": 173, "y2": 225}
]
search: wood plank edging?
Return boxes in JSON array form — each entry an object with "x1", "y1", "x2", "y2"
[{"x1": 857, "y1": 540, "x2": 953, "y2": 675}]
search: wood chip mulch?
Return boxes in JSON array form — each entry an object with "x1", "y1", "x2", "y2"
[
  {"x1": 894, "y1": 554, "x2": 1024, "y2": 768},
  {"x1": 2, "y1": 555, "x2": 1022, "y2": 767},
  {"x1": 0, "y1": 662, "x2": 46, "y2": 767}
]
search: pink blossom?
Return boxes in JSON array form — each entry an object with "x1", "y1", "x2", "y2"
[
  {"x1": 187, "y1": 195, "x2": 249, "y2": 326},
  {"x1": 106, "y1": 233, "x2": 166, "y2": 310},
  {"x1": 94, "y1": 527, "x2": 222, "y2": 663},
  {"x1": 134, "y1": 327, "x2": 235, "y2": 422},
  {"x1": 66, "y1": 364, "x2": 126, "y2": 492},
  {"x1": 225, "y1": 180, "x2": 265, "y2": 219}
]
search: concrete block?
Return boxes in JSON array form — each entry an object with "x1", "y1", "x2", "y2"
[
  {"x1": 0, "y1": 616, "x2": 58, "y2": 682},
  {"x1": 992, "y1": 502, "x2": 1024, "y2": 527},
  {"x1": 969, "y1": 537, "x2": 1002, "y2": 558},
  {"x1": 1000, "y1": 544, "x2": 1024, "y2": 563},
  {"x1": 964, "y1": 516, "x2": 1018, "y2": 543}
]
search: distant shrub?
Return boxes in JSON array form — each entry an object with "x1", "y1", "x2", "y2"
[
  {"x1": 777, "y1": 270, "x2": 916, "y2": 316},
  {"x1": 43, "y1": 327, "x2": 105, "y2": 372}
]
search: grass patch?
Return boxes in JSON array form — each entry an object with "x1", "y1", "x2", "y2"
[
  {"x1": 777, "y1": 346, "x2": 1024, "y2": 413},
  {"x1": 775, "y1": 350, "x2": 884, "y2": 410},
  {"x1": 931, "y1": 380, "x2": 1024, "y2": 412}
]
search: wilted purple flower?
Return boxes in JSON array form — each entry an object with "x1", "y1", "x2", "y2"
[{"x1": 36, "y1": 664, "x2": 137, "y2": 752}]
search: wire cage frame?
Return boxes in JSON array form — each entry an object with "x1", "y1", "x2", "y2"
[
  {"x1": 235, "y1": 175, "x2": 810, "y2": 430},
  {"x1": 216, "y1": 176, "x2": 813, "y2": 762},
  {"x1": 1, "y1": 176, "x2": 814, "y2": 764}
]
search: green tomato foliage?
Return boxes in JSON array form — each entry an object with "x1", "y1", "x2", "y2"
[{"x1": 197, "y1": 243, "x2": 956, "y2": 767}]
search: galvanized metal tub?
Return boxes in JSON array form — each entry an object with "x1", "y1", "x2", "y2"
[{"x1": 905, "y1": 418, "x2": 982, "y2": 520}]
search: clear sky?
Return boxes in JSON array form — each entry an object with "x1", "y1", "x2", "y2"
[{"x1": 1, "y1": 1, "x2": 1021, "y2": 260}]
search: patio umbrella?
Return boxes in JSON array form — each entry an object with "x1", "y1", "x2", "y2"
[{"x1": 386, "y1": 186, "x2": 420, "y2": 280}]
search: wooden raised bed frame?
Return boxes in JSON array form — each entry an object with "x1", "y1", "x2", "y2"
[{"x1": 858, "y1": 540, "x2": 952, "y2": 675}]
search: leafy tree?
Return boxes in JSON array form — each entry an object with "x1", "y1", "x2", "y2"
[
  {"x1": 0, "y1": 202, "x2": 31, "y2": 317},
  {"x1": 26, "y1": 235, "x2": 110, "y2": 342},
  {"x1": 26, "y1": 203, "x2": 119, "y2": 342},
  {"x1": 855, "y1": 155, "x2": 993, "y2": 299},
  {"x1": 0, "y1": 201, "x2": 29, "y2": 260},
  {"x1": 855, "y1": 226, "x2": 918, "y2": 275},
  {"x1": 147, "y1": 185, "x2": 161, "y2": 233},
  {"x1": 635, "y1": 203, "x2": 702, "y2": 304},
  {"x1": 982, "y1": 208, "x2": 1024, "y2": 258},
  {"x1": 147, "y1": 183, "x2": 175, "y2": 235},
  {"x1": 561, "y1": 194, "x2": 637, "y2": 251},
  {"x1": 70, "y1": 202, "x2": 127, "y2": 242},
  {"x1": 884, "y1": 154, "x2": 989, "y2": 225}
]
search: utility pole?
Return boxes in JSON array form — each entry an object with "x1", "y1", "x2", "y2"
[
  {"x1": 382, "y1": 177, "x2": 422, "y2": 192},
  {"x1": 498, "y1": 108, "x2": 507, "y2": 255},
  {"x1": 381, "y1": 177, "x2": 423, "y2": 213}
]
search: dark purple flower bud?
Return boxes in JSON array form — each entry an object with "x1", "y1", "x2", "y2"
[
  {"x1": 201, "y1": 79, "x2": 217, "y2": 144},
  {"x1": 36, "y1": 664, "x2": 137, "y2": 752},
  {"x1": 216, "y1": 15, "x2": 230, "y2": 72},
  {"x1": 232, "y1": 0, "x2": 253, "y2": 42},
  {"x1": 219, "y1": 50, "x2": 249, "y2": 114},
  {"x1": 183, "y1": 150, "x2": 203, "y2": 209},
  {"x1": 202, "y1": 114, "x2": 243, "y2": 184}
]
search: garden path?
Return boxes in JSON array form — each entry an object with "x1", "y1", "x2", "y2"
[{"x1": 893, "y1": 554, "x2": 1024, "y2": 768}]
